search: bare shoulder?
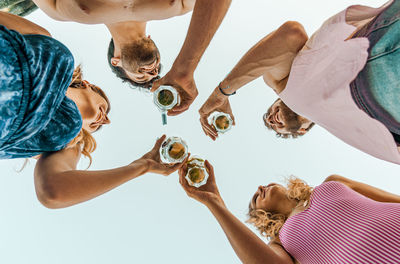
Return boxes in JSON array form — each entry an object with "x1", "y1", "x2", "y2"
[
  {"x1": 35, "y1": 144, "x2": 81, "y2": 175},
  {"x1": 324, "y1": 174, "x2": 348, "y2": 183}
]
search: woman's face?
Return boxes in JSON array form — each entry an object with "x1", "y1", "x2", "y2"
[
  {"x1": 66, "y1": 82, "x2": 110, "y2": 133},
  {"x1": 250, "y1": 184, "x2": 294, "y2": 215}
]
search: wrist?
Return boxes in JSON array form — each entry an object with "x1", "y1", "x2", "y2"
[
  {"x1": 218, "y1": 79, "x2": 236, "y2": 96},
  {"x1": 130, "y1": 158, "x2": 150, "y2": 175},
  {"x1": 170, "y1": 61, "x2": 196, "y2": 79},
  {"x1": 204, "y1": 195, "x2": 225, "y2": 209}
]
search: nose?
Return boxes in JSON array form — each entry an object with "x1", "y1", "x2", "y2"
[
  {"x1": 149, "y1": 67, "x2": 158, "y2": 76},
  {"x1": 102, "y1": 115, "x2": 111, "y2": 125},
  {"x1": 267, "y1": 113, "x2": 275, "y2": 125}
]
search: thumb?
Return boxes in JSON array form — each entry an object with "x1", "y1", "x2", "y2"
[
  {"x1": 151, "y1": 77, "x2": 165, "y2": 92},
  {"x1": 230, "y1": 112, "x2": 236, "y2": 126},
  {"x1": 152, "y1": 134, "x2": 166, "y2": 150}
]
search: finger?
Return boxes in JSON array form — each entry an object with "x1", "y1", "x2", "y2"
[
  {"x1": 200, "y1": 124, "x2": 212, "y2": 138},
  {"x1": 200, "y1": 121, "x2": 217, "y2": 141},
  {"x1": 203, "y1": 125, "x2": 217, "y2": 141},
  {"x1": 230, "y1": 113, "x2": 236, "y2": 126},
  {"x1": 170, "y1": 154, "x2": 189, "y2": 172},
  {"x1": 179, "y1": 163, "x2": 192, "y2": 190},
  {"x1": 201, "y1": 118, "x2": 218, "y2": 139},
  {"x1": 152, "y1": 134, "x2": 166, "y2": 150},
  {"x1": 178, "y1": 161, "x2": 188, "y2": 176},
  {"x1": 151, "y1": 77, "x2": 164, "y2": 92},
  {"x1": 168, "y1": 101, "x2": 191, "y2": 116},
  {"x1": 204, "y1": 160, "x2": 215, "y2": 177}
]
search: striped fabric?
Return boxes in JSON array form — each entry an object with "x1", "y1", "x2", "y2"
[{"x1": 279, "y1": 181, "x2": 400, "y2": 264}]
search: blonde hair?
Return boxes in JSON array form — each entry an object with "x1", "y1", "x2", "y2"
[
  {"x1": 246, "y1": 176, "x2": 313, "y2": 240},
  {"x1": 66, "y1": 65, "x2": 110, "y2": 167}
]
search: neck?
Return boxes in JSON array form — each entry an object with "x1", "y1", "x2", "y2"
[
  {"x1": 287, "y1": 199, "x2": 307, "y2": 218},
  {"x1": 106, "y1": 21, "x2": 147, "y2": 56}
]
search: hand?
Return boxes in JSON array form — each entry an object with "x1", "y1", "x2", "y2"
[
  {"x1": 151, "y1": 71, "x2": 198, "y2": 116},
  {"x1": 179, "y1": 160, "x2": 225, "y2": 207},
  {"x1": 198, "y1": 87, "x2": 235, "y2": 141},
  {"x1": 140, "y1": 135, "x2": 187, "y2": 176}
]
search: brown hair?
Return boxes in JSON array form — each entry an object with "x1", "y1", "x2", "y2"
[
  {"x1": 67, "y1": 65, "x2": 111, "y2": 166},
  {"x1": 246, "y1": 176, "x2": 313, "y2": 240},
  {"x1": 265, "y1": 99, "x2": 315, "y2": 139}
]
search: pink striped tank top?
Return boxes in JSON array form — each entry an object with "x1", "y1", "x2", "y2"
[{"x1": 279, "y1": 181, "x2": 400, "y2": 263}]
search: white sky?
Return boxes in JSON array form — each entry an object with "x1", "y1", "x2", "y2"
[{"x1": 0, "y1": 0, "x2": 397, "y2": 263}]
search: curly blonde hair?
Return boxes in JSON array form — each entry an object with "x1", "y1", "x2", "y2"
[
  {"x1": 66, "y1": 65, "x2": 111, "y2": 166},
  {"x1": 246, "y1": 176, "x2": 313, "y2": 240}
]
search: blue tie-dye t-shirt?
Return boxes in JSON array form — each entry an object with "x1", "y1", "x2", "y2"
[{"x1": 0, "y1": 25, "x2": 82, "y2": 159}]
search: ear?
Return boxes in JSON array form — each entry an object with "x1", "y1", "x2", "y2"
[{"x1": 111, "y1": 57, "x2": 121, "y2": 67}]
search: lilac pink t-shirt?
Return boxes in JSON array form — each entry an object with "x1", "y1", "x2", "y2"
[{"x1": 279, "y1": 1, "x2": 400, "y2": 165}]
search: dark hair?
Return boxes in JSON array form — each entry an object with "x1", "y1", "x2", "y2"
[
  {"x1": 107, "y1": 39, "x2": 160, "y2": 89},
  {"x1": 274, "y1": 122, "x2": 315, "y2": 139}
]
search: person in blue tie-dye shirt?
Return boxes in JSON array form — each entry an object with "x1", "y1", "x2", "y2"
[{"x1": 0, "y1": 12, "x2": 185, "y2": 209}]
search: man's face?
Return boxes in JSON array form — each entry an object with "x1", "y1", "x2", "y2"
[{"x1": 263, "y1": 99, "x2": 313, "y2": 138}]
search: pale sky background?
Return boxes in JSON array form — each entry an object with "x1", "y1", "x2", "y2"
[{"x1": 0, "y1": 0, "x2": 398, "y2": 263}]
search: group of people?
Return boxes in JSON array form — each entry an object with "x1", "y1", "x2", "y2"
[{"x1": 1, "y1": 0, "x2": 400, "y2": 263}]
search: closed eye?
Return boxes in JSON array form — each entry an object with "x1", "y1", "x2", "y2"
[{"x1": 251, "y1": 193, "x2": 259, "y2": 209}]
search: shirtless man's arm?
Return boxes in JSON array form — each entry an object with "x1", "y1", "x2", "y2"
[
  {"x1": 198, "y1": 21, "x2": 308, "y2": 140},
  {"x1": 151, "y1": 0, "x2": 232, "y2": 116}
]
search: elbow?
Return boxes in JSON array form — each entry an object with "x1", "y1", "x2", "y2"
[
  {"x1": 36, "y1": 186, "x2": 63, "y2": 209},
  {"x1": 280, "y1": 21, "x2": 308, "y2": 51},
  {"x1": 35, "y1": 177, "x2": 65, "y2": 209}
]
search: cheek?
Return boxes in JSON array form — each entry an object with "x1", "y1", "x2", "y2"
[
  {"x1": 79, "y1": 104, "x2": 97, "y2": 121},
  {"x1": 257, "y1": 200, "x2": 273, "y2": 212}
]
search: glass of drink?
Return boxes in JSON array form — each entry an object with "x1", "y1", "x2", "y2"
[
  {"x1": 160, "y1": 136, "x2": 188, "y2": 164},
  {"x1": 210, "y1": 111, "x2": 233, "y2": 134},
  {"x1": 153, "y1": 86, "x2": 180, "y2": 125},
  {"x1": 185, "y1": 156, "x2": 209, "y2": 188}
]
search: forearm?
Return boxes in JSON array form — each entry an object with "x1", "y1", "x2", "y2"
[
  {"x1": 0, "y1": 11, "x2": 50, "y2": 36},
  {"x1": 326, "y1": 175, "x2": 400, "y2": 203},
  {"x1": 205, "y1": 200, "x2": 287, "y2": 264},
  {"x1": 350, "y1": 182, "x2": 400, "y2": 203},
  {"x1": 34, "y1": 159, "x2": 149, "y2": 209},
  {"x1": 220, "y1": 22, "x2": 308, "y2": 95},
  {"x1": 172, "y1": 0, "x2": 231, "y2": 74}
]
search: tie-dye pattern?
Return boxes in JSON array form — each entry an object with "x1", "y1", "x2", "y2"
[{"x1": 0, "y1": 25, "x2": 82, "y2": 159}]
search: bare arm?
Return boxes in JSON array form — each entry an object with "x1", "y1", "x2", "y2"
[
  {"x1": 324, "y1": 175, "x2": 400, "y2": 203},
  {"x1": 172, "y1": 0, "x2": 231, "y2": 74},
  {"x1": 179, "y1": 161, "x2": 294, "y2": 264},
  {"x1": 198, "y1": 21, "x2": 308, "y2": 140},
  {"x1": 151, "y1": 0, "x2": 232, "y2": 115},
  {"x1": 220, "y1": 21, "x2": 308, "y2": 95},
  {"x1": 206, "y1": 200, "x2": 294, "y2": 264},
  {"x1": 34, "y1": 135, "x2": 184, "y2": 209},
  {"x1": 0, "y1": 11, "x2": 51, "y2": 36}
]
